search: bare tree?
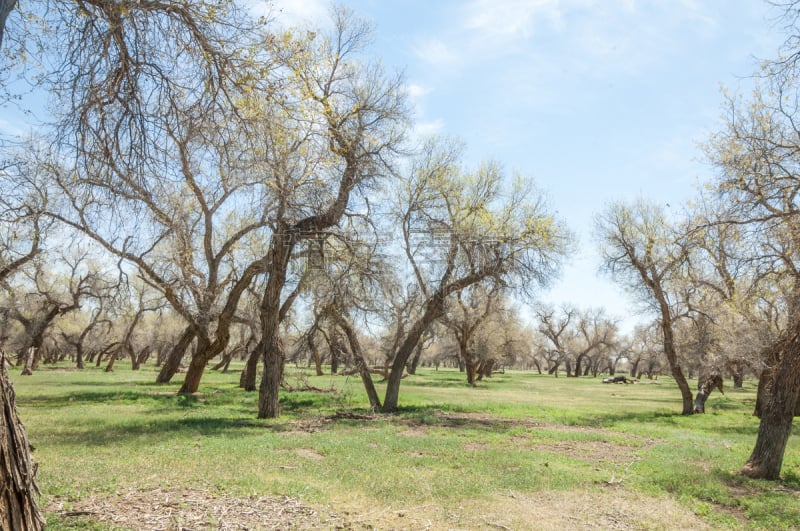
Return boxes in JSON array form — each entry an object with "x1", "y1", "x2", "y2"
[
  {"x1": 254, "y1": 7, "x2": 408, "y2": 418},
  {"x1": 704, "y1": 49, "x2": 800, "y2": 477},
  {"x1": 381, "y1": 138, "x2": 570, "y2": 412},
  {"x1": 535, "y1": 304, "x2": 575, "y2": 378},
  {"x1": 3, "y1": 250, "x2": 111, "y2": 374},
  {"x1": 443, "y1": 284, "x2": 502, "y2": 385},
  {"x1": 596, "y1": 200, "x2": 695, "y2": 414}
]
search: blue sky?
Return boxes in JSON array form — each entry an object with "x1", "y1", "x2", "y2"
[
  {"x1": 259, "y1": 0, "x2": 787, "y2": 331},
  {"x1": 1, "y1": 1, "x2": 788, "y2": 333}
]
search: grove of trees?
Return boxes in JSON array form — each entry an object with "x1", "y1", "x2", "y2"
[{"x1": 2, "y1": 2, "x2": 800, "y2": 526}]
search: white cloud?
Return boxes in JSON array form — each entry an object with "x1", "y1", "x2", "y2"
[
  {"x1": 412, "y1": 119, "x2": 445, "y2": 139},
  {"x1": 406, "y1": 83, "x2": 432, "y2": 100},
  {"x1": 249, "y1": 0, "x2": 329, "y2": 27},
  {"x1": 0, "y1": 117, "x2": 27, "y2": 138},
  {"x1": 412, "y1": 37, "x2": 460, "y2": 67},
  {"x1": 464, "y1": 0, "x2": 568, "y2": 41}
]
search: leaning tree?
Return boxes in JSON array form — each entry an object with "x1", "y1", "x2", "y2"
[
  {"x1": 596, "y1": 199, "x2": 696, "y2": 414},
  {"x1": 380, "y1": 138, "x2": 571, "y2": 412}
]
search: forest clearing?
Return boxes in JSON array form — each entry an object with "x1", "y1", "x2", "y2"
[{"x1": 15, "y1": 364, "x2": 799, "y2": 530}]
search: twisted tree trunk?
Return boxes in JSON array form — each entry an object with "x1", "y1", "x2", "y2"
[{"x1": 0, "y1": 352, "x2": 45, "y2": 530}]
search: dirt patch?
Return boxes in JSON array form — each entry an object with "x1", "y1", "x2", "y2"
[
  {"x1": 398, "y1": 426, "x2": 427, "y2": 437},
  {"x1": 49, "y1": 486, "x2": 710, "y2": 531},
  {"x1": 295, "y1": 448, "x2": 324, "y2": 460},
  {"x1": 47, "y1": 486, "x2": 346, "y2": 530},
  {"x1": 529, "y1": 440, "x2": 642, "y2": 467},
  {"x1": 464, "y1": 441, "x2": 489, "y2": 451},
  {"x1": 330, "y1": 488, "x2": 712, "y2": 530}
]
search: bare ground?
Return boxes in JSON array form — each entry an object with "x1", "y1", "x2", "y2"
[{"x1": 47, "y1": 486, "x2": 712, "y2": 530}]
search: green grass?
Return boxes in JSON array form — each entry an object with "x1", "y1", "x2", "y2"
[{"x1": 10, "y1": 363, "x2": 800, "y2": 529}]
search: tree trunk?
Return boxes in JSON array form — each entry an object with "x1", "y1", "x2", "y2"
[
  {"x1": 478, "y1": 358, "x2": 495, "y2": 379},
  {"x1": 407, "y1": 341, "x2": 423, "y2": 375},
  {"x1": 258, "y1": 335, "x2": 284, "y2": 418},
  {"x1": 693, "y1": 374, "x2": 723, "y2": 414},
  {"x1": 126, "y1": 345, "x2": 138, "y2": 370},
  {"x1": 334, "y1": 314, "x2": 381, "y2": 411},
  {"x1": 465, "y1": 361, "x2": 478, "y2": 386},
  {"x1": 104, "y1": 350, "x2": 116, "y2": 372},
  {"x1": 0, "y1": 1, "x2": 17, "y2": 51},
  {"x1": 240, "y1": 340, "x2": 262, "y2": 391},
  {"x1": 330, "y1": 347, "x2": 339, "y2": 374},
  {"x1": 574, "y1": 354, "x2": 585, "y2": 378},
  {"x1": 383, "y1": 297, "x2": 444, "y2": 412},
  {"x1": 20, "y1": 349, "x2": 34, "y2": 376},
  {"x1": 177, "y1": 336, "x2": 213, "y2": 394},
  {"x1": 309, "y1": 339, "x2": 324, "y2": 377},
  {"x1": 740, "y1": 327, "x2": 800, "y2": 480},
  {"x1": 75, "y1": 345, "x2": 84, "y2": 370},
  {"x1": 178, "y1": 355, "x2": 206, "y2": 394},
  {"x1": 211, "y1": 349, "x2": 236, "y2": 371},
  {"x1": 658, "y1": 303, "x2": 694, "y2": 415},
  {"x1": 0, "y1": 351, "x2": 45, "y2": 530},
  {"x1": 155, "y1": 326, "x2": 194, "y2": 384}
]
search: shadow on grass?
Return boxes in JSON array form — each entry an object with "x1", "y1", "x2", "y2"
[
  {"x1": 403, "y1": 375, "x2": 477, "y2": 389},
  {"x1": 36, "y1": 416, "x2": 266, "y2": 447},
  {"x1": 18, "y1": 390, "x2": 205, "y2": 409}
]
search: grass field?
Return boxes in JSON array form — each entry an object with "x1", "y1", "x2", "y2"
[{"x1": 10, "y1": 363, "x2": 800, "y2": 530}]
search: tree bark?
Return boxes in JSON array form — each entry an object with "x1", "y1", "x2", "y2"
[
  {"x1": 334, "y1": 313, "x2": 381, "y2": 410},
  {"x1": 177, "y1": 337, "x2": 211, "y2": 394},
  {"x1": 104, "y1": 350, "x2": 116, "y2": 372},
  {"x1": 75, "y1": 345, "x2": 84, "y2": 370},
  {"x1": 0, "y1": 0, "x2": 16, "y2": 51},
  {"x1": 309, "y1": 339, "x2": 324, "y2": 376},
  {"x1": 383, "y1": 296, "x2": 444, "y2": 412},
  {"x1": 658, "y1": 297, "x2": 694, "y2": 415},
  {"x1": 240, "y1": 340, "x2": 262, "y2": 391},
  {"x1": 258, "y1": 335, "x2": 284, "y2": 418},
  {"x1": 20, "y1": 349, "x2": 34, "y2": 376},
  {"x1": 257, "y1": 226, "x2": 294, "y2": 418},
  {"x1": 178, "y1": 353, "x2": 208, "y2": 394},
  {"x1": 740, "y1": 326, "x2": 800, "y2": 480},
  {"x1": 0, "y1": 351, "x2": 45, "y2": 530},
  {"x1": 155, "y1": 326, "x2": 194, "y2": 384},
  {"x1": 407, "y1": 340, "x2": 423, "y2": 375},
  {"x1": 693, "y1": 373, "x2": 723, "y2": 414}
]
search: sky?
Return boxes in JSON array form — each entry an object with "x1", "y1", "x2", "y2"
[
  {"x1": 0, "y1": 1, "x2": 789, "y2": 333},
  {"x1": 256, "y1": 0, "x2": 788, "y2": 331}
]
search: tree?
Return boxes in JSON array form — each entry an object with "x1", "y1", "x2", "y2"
[
  {"x1": 255, "y1": 7, "x2": 408, "y2": 418},
  {"x1": 2, "y1": 250, "x2": 111, "y2": 375},
  {"x1": 0, "y1": 349, "x2": 44, "y2": 530},
  {"x1": 703, "y1": 52, "x2": 800, "y2": 478},
  {"x1": 626, "y1": 323, "x2": 664, "y2": 379},
  {"x1": 0, "y1": 1, "x2": 255, "y2": 524},
  {"x1": 3, "y1": 0, "x2": 273, "y2": 394},
  {"x1": 570, "y1": 308, "x2": 617, "y2": 377},
  {"x1": 534, "y1": 304, "x2": 575, "y2": 378},
  {"x1": 596, "y1": 200, "x2": 695, "y2": 414},
  {"x1": 443, "y1": 283, "x2": 502, "y2": 385},
  {"x1": 380, "y1": 138, "x2": 570, "y2": 412},
  {"x1": 41, "y1": 51, "x2": 276, "y2": 390}
]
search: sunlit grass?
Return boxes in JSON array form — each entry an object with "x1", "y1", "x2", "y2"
[{"x1": 10, "y1": 362, "x2": 800, "y2": 529}]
